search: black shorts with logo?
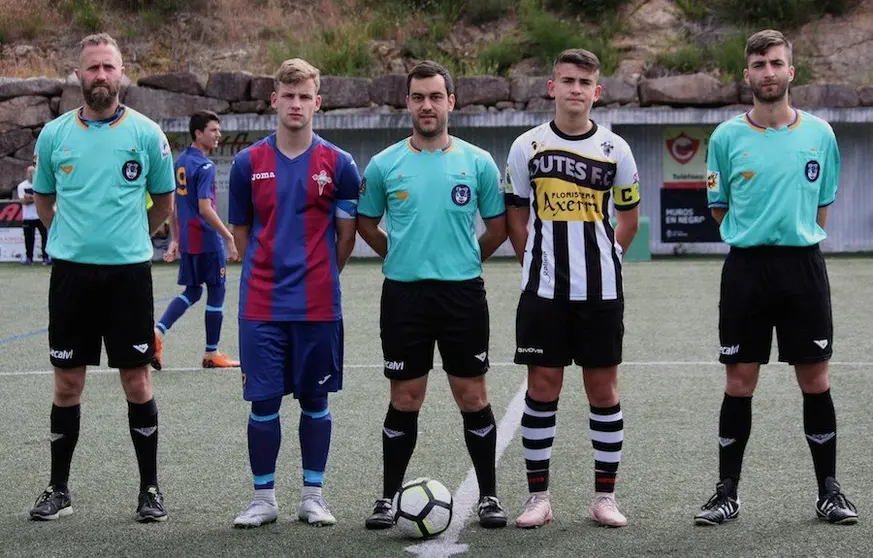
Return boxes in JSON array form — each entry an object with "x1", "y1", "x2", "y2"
[
  {"x1": 48, "y1": 260, "x2": 156, "y2": 369},
  {"x1": 514, "y1": 291, "x2": 624, "y2": 368},
  {"x1": 380, "y1": 278, "x2": 490, "y2": 380},
  {"x1": 718, "y1": 245, "x2": 833, "y2": 365}
]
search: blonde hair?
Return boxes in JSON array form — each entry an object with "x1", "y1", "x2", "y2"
[
  {"x1": 274, "y1": 58, "x2": 321, "y2": 93},
  {"x1": 78, "y1": 32, "x2": 121, "y2": 60}
]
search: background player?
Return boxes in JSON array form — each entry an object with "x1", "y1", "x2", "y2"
[
  {"x1": 228, "y1": 58, "x2": 360, "y2": 528},
  {"x1": 29, "y1": 33, "x2": 174, "y2": 523},
  {"x1": 153, "y1": 110, "x2": 240, "y2": 370},
  {"x1": 505, "y1": 49, "x2": 640, "y2": 528},
  {"x1": 17, "y1": 163, "x2": 50, "y2": 265},
  {"x1": 357, "y1": 60, "x2": 509, "y2": 530},
  {"x1": 694, "y1": 29, "x2": 857, "y2": 526}
]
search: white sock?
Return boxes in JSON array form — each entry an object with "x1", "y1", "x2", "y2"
[
  {"x1": 254, "y1": 488, "x2": 277, "y2": 506},
  {"x1": 302, "y1": 486, "x2": 322, "y2": 499}
]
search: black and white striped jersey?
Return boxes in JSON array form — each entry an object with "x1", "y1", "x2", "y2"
[{"x1": 504, "y1": 120, "x2": 640, "y2": 301}]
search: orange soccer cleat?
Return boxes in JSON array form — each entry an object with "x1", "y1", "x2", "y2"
[{"x1": 202, "y1": 352, "x2": 240, "y2": 369}]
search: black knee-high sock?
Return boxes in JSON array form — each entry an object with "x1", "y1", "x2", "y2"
[
  {"x1": 462, "y1": 404, "x2": 498, "y2": 498},
  {"x1": 382, "y1": 405, "x2": 419, "y2": 499},
  {"x1": 128, "y1": 399, "x2": 159, "y2": 491},
  {"x1": 50, "y1": 404, "x2": 81, "y2": 490},
  {"x1": 718, "y1": 394, "x2": 752, "y2": 486},
  {"x1": 803, "y1": 389, "x2": 837, "y2": 495}
]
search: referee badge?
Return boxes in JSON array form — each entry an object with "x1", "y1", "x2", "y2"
[
  {"x1": 451, "y1": 184, "x2": 471, "y2": 206},
  {"x1": 805, "y1": 160, "x2": 820, "y2": 182},
  {"x1": 122, "y1": 160, "x2": 142, "y2": 181}
]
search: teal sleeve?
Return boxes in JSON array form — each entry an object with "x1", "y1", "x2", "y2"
[
  {"x1": 706, "y1": 129, "x2": 729, "y2": 208},
  {"x1": 819, "y1": 132, "x2": 839, "y2": 207},
  {"x1": 31, "y1": 128, "x2": 56, "y2": 195},
  {"x1": 357, "y1": 158, "x2": 386, "y2": 218},
  {"x1": 146, "y1": 129, "x2": 176, "y2": 195},
  {"x1": 477, "y1": 153, "x2": 505, "y2": 219}
]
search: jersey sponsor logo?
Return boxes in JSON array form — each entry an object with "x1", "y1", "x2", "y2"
[
  {"x1": 252, "y1": 171, "x2": 276, "y2": 181},
  {"x1": 160, "y1": 138, "x2": 172, "y2": 159},
  {"x1": 175, "y1": 166, "x2": 188, "y2": 196},
  {"x1": 384, "y1": 360, "x2": 405, "y2": 371},
  {"x1": 50, "y1": 348, "x2": 74, "y2": 360},
  {"x1": 666, "y1": 131, "x2": 700, "y2": 164},
  {"x1": 312, "y1": 169, "x2": 332, "y2": 195},
  {"x1": 451, "y1": 184, "x2": 471, "y2": 206},
  {"x1": 805, "y1": 160, "x2": 820, "y2": 182},
  {"x1": 535, "y1": 178, "x2": 605, "y2": 222},
  {"x1": 122, "y1": 160, "x2": 142, "y2": 181},
  {"x1": 706, "y1": 171, "x2": 720, "y2": 192},
  {"x1": 530, "y1": 150, "x2": 616, "y2": 190},
  {"x1": 719, "y1": 344, "x2": 739, "y2": 356}
]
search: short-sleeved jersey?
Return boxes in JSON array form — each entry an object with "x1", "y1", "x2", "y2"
[
  {"x1": 32, "y1": 106, "x2": 175, "y2": 265},
  {"x1": 357, "y1": 137, "x2": 505, "y2": 282},
  {"x1": 228, "y1": 133, "x2": 360, "y2": 322},
  {"x1": 706, "y1": 110, "x2": 839, "y2": 248},
  {"x1": 505, "y1": 121, "x2": 639, "y2": 301},
  {"x1": 174, "y1": 146, "x2": 222, "y2": 254}
]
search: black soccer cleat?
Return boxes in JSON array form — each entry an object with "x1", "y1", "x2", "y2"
[
  {"x1": 694, "y1": 479, "x2": 740, "y2": 526},
  {"x1": 29, "y1": 485, "x2": 73, "y2": 521},
  {"x1": 478, "y1": 495, "x2": 507, "y2": 528},
  {"x1": 365, "y1": 498, "x2": 395, "y2": 530},
  {"x1": 816, "y1": 477, "x2": 858, "y2": 525},
  {"x1": 136, "y1": 486, "x2": 167, "y2": 523}
]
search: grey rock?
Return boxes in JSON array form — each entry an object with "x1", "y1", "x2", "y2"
[
  {"x1": 0, "y1": 78, "x2": 64, "y2": 101},
  {"x1": 320, "y1": 77, "x2": 372, "y2": 109},
  {"x1": 0, "y1": 96, "x2": 53, "y2": 133},
  {"x1": 249, "y1": 75, "x2": 275, "y2": 102},
  {"x1": 138, "y1": 72, "x2": 204, "y2": 96},
  {"x1": 205, "y1": 71, "x2": 252, "y2": 102},
  {"x1": 369, "y1": 75, "x2": 407, "y2": 108},
  {"x1": 0, "y1": 129, "x2": 34, "y2": 157},
  {"x1": 123, "y1": 85, "x2": 231, "y2": 119},
  {"x1": 510, "y1": 76, "x2": 548, "y2": 103},
  {"x1": 0, "y1": 156, "x2": 31, "y2": 198},
  {"x1": 455, "y1": 76, "x2": 510, "y2": 107},
  {"x1": 638, "y1": 73, "x2": 738, "y2": 106}
]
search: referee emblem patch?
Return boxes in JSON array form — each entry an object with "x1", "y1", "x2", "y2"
[
  {"x1": 122, "y1": 160, "x2": 142, "y2": 181},
  {"x1": 805, "y1": 160, "x2": 820, "y2": 182},
  {"x1": 451, "y1": 184, "x2": 471, "y2": 206}
]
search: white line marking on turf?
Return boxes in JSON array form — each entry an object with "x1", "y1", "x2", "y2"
[
  {"x1": 405, "y1": 380, "x2": 528, "y2": 558},
  {"x1": 3, "y1": 361, "x2": 873, "y2": 378}
]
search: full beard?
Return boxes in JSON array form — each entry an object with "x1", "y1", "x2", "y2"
[
  {"x1": 412, "y1": 117, "x2": 445, "y2": 138},
  {"x1": 83, "y1": 82, "x2": 118, "y2": 112}
]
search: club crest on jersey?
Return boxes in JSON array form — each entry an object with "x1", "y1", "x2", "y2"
[
  {"x1": 122, "y1": 160, "x2": 142, "y2": 181},
  {"x1": 805, "y1": 160, "x2": 820, "y2": 182},
  {"x1": 451, "y1": 184, "x2": 471, "y2": 206},
  {"x1": 601, "y1": 140, "x2": 614, "y2": 158},
  {"x1": 312, "y1": 170, "x2": 332, "y2": 195}
]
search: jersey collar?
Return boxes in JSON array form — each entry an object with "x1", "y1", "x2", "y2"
[
  {"x1": 407, "y1": 136, "x2": 453, "y2": 154},
  {"x1": 550, "y1": 119, "x2": 598, "y2": 141},
  {"x1": 76, "y1": 105, "x2": 127, "y2": 129}
]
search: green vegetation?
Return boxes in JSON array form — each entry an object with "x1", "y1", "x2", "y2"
[
  {"x1": 105, "y1": 0, "x2": 210, "y2": 14},
  {"x1": 268, "y1": 20, "x2": 374, "y2": 77},
  {"x1": 60, "y1": 0, "x2": 104, "y2": 32},
  {"x1": 712, "y1": 0, "x2": 859, "y2": 28},
  {"x1": 674, "y1": 0, "x2": 708, "y2": 20},
  {"x1": 652, "y1": 30, "x2": 815, "y2": 85}
]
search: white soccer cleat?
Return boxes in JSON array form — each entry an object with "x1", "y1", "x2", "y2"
[
  {"x1": 233, "y1": 499, "x2": 278, "y2": 528},
  {"x1": 591, "y1": 492, "x2": 627, "y2": 527},
  {"x1": 515, "y1": 493, "x2": 553, "y2": 529},
  {"x1": 298, "y1": 495, "x2": 336, "y2": 526}
]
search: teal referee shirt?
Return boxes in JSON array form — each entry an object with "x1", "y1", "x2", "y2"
[
  {"x1": 706, "y1": 110, "x2": 839, "y2": 248},
  {"x1": 32, "y1": 106, "x2": 175, "y2": 264},
  {"x1": 358, "y1": 137, "x2": 505, "y2": 282}
]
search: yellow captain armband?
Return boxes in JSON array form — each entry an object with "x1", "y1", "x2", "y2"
[{"x1": 614, "y1": 182, "x2": 640, "y2": 209}]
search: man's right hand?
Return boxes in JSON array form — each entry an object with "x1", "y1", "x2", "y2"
[{"x1": 163, "y1": 240, "x2": 178, "y2": 262}]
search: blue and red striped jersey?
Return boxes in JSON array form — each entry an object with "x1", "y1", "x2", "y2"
[
  {"x1": 228, "y1": 133, "x2": 361, "y2": 322},
  {"x1": 175, "y1": 146, "x2": 223, "y2": 254}
]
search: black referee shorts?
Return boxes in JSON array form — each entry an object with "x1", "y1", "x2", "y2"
[
  {"x1": 379, "y1": 278, "x2": 490, "y2": 380},
  {"x1": 48, "y1": 260, "x2": 156, "y2": 369},
  {"x1": 718, "y1": 245, "x2": 833, "y2": 365}
]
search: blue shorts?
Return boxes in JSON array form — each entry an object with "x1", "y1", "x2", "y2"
[
  {"x1": 178, "y1": 249, "x2": 226, "y2": 286},
  {"x1": 239, "y1": 319, "x2": 343, "y2": 402}
]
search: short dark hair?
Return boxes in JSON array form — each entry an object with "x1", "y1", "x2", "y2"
[
  {"x1": 745, "y1": 29, "x2": 793, "y2": 65},
  {"x1": 189, "y1": 110, "x2": 220, "y2": 141},
  {"x1": 406, "y1": 60, "x2": 454, "y2": 96},
  {"x1": 553, "y1": 49, "x2": 601, "y2": 75}
]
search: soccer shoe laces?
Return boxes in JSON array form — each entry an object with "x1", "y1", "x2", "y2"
[
  {"x1": 700, "y1": 491, "x2": 731, "y2": 511},
  {"x1": 821, "y1": 491, "x2": 857, "y2": 514},
  {"x1": 593, "y1": 494, "x2": 619, "y2": 512},
  {"x1": 479, "y1": 496, "x2": 503, "y2": 512}
]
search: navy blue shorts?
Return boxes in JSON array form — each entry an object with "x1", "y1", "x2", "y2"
[
  {"x1": 178, "y1": 249, "x2": 226, "y2": 286},
  {"x1": 239, "y1": 319, "x2": 343, "y2": 402}
]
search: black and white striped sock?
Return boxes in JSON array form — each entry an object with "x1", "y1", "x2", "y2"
[
  {"x1": 591, "y1": 403, "x2": 623, "y2": 494},
  {"x1": 521, "y1": 393, "x2": 558, "y2": 494}
]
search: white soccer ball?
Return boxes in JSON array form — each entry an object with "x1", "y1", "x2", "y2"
[{"x1": 393, "y1": 477, "x2": 453, "y2": 539}]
